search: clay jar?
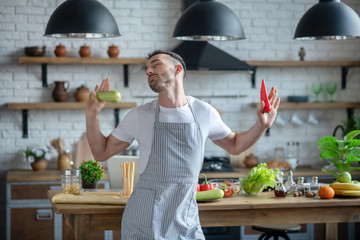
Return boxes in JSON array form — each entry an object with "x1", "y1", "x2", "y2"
[
  {"x1": 107, "y1": 45, "x2": 119, "y2": 58},
  {"x1": 79, "y1": 45, "x2": 91, "y2": 58},
  {"x1": 74, "y1": 85, "x2": 90, "y2": 102},
  {"x1": 52, "y1": 81, "x2": 69, "y2": 102},
  {"x1": 54, "y1": 44, "x2": 67, "y2": 57},
  {"x1": 244, "y1": 154, "x2": 259, "y2": 168}
]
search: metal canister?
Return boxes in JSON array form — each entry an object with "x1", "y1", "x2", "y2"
[{"x1": 61, "y1": 169, "x2": 82, "y2": 195}]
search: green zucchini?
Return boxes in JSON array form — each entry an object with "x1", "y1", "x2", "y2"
[
  {"x1": 196, "y1": 189, "x2": 224, "y2": 201},
  {"x1": 89, "y1": 90, "x2": 121, "y2": 103}
]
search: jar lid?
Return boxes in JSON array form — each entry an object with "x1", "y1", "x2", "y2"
[{"x1": 62, "y1": 169, "x2": 80, "y2": 176}]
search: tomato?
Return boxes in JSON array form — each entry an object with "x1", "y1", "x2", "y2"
[{"x1": 223, "y1": 188, "x2": 234, "y2": 197}]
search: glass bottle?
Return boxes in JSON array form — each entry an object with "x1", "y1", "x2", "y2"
[
  {"x1": 274, "y1": 171, "x2": 287, "y2": 198},
  {"x1": 62, "y1": 169, "x2": 82, "y2": 195},
  {"x1": 284, "y1": 170, "x2": 297, "y2": 195},
  {"x1": 310, "y1": 176, "x2": 320, "y2": 196},
  {"x1": 296, "y1": 176, "x2": 305, "y2": 195}
]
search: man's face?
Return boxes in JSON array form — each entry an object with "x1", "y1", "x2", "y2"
[{"x1": 145, "y1": 54, "x2": 176, "y2": 93}]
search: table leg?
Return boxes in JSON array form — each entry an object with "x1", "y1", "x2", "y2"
[
  {"x1": 325, "y1": 223, "x2": 338, "y2": 240},
  {"x1": 68, "y1": 214, "x2": 91, "y2": 240}
]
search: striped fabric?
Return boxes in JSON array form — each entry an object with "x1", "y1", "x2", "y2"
[{"x1": 121, "y1": 98, "x2": 205, "y2": 240}]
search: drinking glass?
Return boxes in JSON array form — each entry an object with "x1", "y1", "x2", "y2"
[
  {"x1": 311, "y1": 83, "x2": 322, "y2": 102},
  {"x1": 326, "y1": 82, "x2": 337, "y2": 102}
]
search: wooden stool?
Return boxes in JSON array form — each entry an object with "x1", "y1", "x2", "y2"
[{"x1": 252, "y1": 224, "x2": 301, "y2": 240}]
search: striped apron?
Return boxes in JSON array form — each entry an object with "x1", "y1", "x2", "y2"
[{"x1": 121, "y1": 98, "x2": 205, "y2": 240}]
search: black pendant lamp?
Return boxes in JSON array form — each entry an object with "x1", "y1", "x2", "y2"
[
  {"x1": 172, "y1": 0, "x2": 246, "y2": 41},
  {"x1": 44, "y1": 0, "x2": 120, "y2": 38},
  {"x1": 294, "y1": 0, "x2": 360, "y2": 40}
]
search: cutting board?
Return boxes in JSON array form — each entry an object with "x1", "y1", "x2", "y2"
[
  {"x1": 74, "y1": 132, "x2": 94, "y2": 168},
  {"x1": 51, "y1": 191, "x2": 128, "y2": 205}
]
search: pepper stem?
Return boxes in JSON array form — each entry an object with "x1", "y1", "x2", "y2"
[
  {"x1": 201, "y1": 173, "x2": 208, "y2": 184},
  {"x1": 267, "y1": 112, "x2": 272, "y2": 117}
]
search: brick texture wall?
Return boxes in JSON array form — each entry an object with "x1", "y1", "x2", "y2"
[{"x1": 1, "y1": 0, "x2": 360, "y2": 238}]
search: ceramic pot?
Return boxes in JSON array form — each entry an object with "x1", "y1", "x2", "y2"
[
  {"x1": 54, "y1": 44, "x2": 67, "y2": 57},
  {"x1": 82, "y1": 181, "x2": 98, "y2": 189},
  {"x1": 107, "y1": 45, "x2": 119, "y2": 58},
  {"x1": 31, "y1": 159, "x2": 48, "y2": 171},
  {"x1": 58, "y1": 153, "x2": 72, "y2": 170},
  {"x1": 74, "y1": 85, "x2": 90, "y2": 102},
  {"x1": 79, "y1": 45, "x2": 91, "y2": 58},
  {"x1": 52, "y1": 81, "x2": 69, "y2": 102}
]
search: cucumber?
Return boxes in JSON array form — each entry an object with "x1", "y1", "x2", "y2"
[
  {"x1": 89, "y1": 90, "x2": 121, "y2": 103},
  {"x1": 196, "y1": 189, "x2": 224, "y2": 201}
]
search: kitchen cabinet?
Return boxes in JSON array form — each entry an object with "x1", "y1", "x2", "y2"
[
  {"x1": 18, "y1": 56, "x2": 146, "y2": 88},
  {"x1": 246, "y1": 60, "x2": 360, "y2": 88},
  {"x1": 7, "y1": 102, "x2": 137, "y2": 138},
  {"x1": 6, "y1": 170, "x2": 111, "y2": 240}
]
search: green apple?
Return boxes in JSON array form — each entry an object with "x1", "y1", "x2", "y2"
[{"x1": 336, "y1": 172, "x2": 352, "y2": 183}]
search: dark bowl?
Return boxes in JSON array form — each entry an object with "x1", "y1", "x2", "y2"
[{"x1": 25, "y1": 46, "x2": 46, "y2": 57}]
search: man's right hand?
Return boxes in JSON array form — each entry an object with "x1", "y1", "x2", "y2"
[{"x1": 85, "y1": 78, "x2": 110, "y2": 116}]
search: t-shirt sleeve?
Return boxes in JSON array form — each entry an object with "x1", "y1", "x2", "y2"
[
  {"x1": 110, "y1": 109, "x2": 136, "y2": 144},
  {"x1": 208, "y1": 105, "x2": 231, "y2": 141}
]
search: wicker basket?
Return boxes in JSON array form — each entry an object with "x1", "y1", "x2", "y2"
[{"x1": 229, "y1": 146, "x2": 254, "y2": 168}]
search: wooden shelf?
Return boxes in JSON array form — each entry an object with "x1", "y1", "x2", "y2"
[
  {"x1": 18, "y1": 57, "x2": 147, "y2": 88},
  {"x1": 246, "y1": 60, "x2": 360, "y2": 67},
  {"x1": 18, "y1": 57, "x2": 146, "y2": 65},
  {"x1": 251, "y1": 102, "x2": 360, "y2": 110},
  {"x1": 7, "y1": 101, "x2": 137, "y2": 138},
  {"x1": 246, "y1": 60, "x2": 360, "y2": 89},
  {"x1": 7, "y1": 102, "x2": 136, "y2": 110}
]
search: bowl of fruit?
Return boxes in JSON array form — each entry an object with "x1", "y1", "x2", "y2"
[{"x1": 208, "y1": 179, "x2": 241, "y2": 198}]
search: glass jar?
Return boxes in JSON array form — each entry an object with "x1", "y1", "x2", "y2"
[
  {"x1": 274, "y1": 147, "x2": 284, "y2": 163},
  {"x1": 62, "y1": 169, "x2": 82, "y2": 195},
  {"x1": 310, "y1": 176, "x2": 320, "y2": 196},
  {"x1": 296, "y1": 176, "x2": 305, "y2": 194}
]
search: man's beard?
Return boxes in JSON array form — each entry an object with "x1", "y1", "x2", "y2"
[{"x1": 148, "y1": 73, "x2": 172, "y2": 93}]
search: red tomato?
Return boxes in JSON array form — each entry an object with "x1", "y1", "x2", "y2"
[{"x1": 223, "y1": 188, "x2": 234, "y2": 197}]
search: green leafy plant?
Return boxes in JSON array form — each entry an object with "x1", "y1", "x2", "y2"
[
  {"x1": 79, "y1": 159, "x2": 105, "y2": 183},
  {"x1": 20, "y1": 145, "x2": 52, "y2": 163},
  {"x1": 318, "y1": 130, "x2": 360, "y2": 183},
  {"x1": 239, "y1": 163, "x2": 279, "y2": 195}
]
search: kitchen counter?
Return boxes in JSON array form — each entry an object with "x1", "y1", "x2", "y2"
[
  {"x1": 48, "y1": 190, "x2": 360, "y2": 240},
  {"x1": 199, "y1": 166, "x2": 360, "y2": 179}
]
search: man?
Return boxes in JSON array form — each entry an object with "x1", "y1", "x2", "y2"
[{"x1": 85, "y1": 50, "x2": 280, "y2": 239}]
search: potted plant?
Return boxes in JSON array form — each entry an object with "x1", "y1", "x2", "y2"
[
  {"x1": 20, "y1": 145, "x2": 53, "y2": 171},
  {"x1": 79, "y1": 159, "x2": 105, "y2": 188},
  {"x1": 317, "y1": 130, "x2": 360, "y2": 183}
]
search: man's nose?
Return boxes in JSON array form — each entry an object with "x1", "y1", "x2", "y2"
[{"x1": 145, "y1": 68, "x2": 153, "y2": 76}]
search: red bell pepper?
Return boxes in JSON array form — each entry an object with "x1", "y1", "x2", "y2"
[
  {"x1": 197, "y1": 184, "x2": 200, "y2": 192},
  {"x1": 260, "y1": 79, "x2": 272, "y2": 117},
  {"x1": 199, "y1": 174, "x2": 214, "y2": 191}
]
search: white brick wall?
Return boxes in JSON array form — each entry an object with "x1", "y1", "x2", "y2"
[{"x1": 0, "y1": 0, "x2": 360, "y2": 171}]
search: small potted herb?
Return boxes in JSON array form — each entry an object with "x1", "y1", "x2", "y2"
[
  {"x1": 79, "y1": 159, "x2": 105, "y2": 188},
  {"x1": 318, "y1": 130, "x2": 360, "y2": 183}
]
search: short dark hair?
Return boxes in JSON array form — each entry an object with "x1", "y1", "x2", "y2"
[{"x1": 147, "y1": 50, "x2": 187, "y2": 77}]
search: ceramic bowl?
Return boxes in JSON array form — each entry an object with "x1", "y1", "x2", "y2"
[
  {"x1": 207, "y1": 179, "x2": 241, "y2": 198},
  {"x1": 25, "y1": 46, "x2": 46, "y2": 57}
]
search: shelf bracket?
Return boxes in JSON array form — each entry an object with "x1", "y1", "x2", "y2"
[
  {"x1": 124, "y1": 65, "x2": 129, "y2": 88},
  {"x1": 265, "y1": 127, "x2": 270, "y2": 137},
  {"x1": 114, "y1": 109, "x2": 120, "y2": 127},
  {"x1": 251, "y1": 67, "x2": 257, "y2": 88},
  {"x1": 42, "y1": 64, "x2": 48, "y2": 87},
  {"x1": 341, "y1": 67, "x2": 348, "y2": 89},
  {"x1": 22, "y1": 110, "x2": 28, "y2": 138}
]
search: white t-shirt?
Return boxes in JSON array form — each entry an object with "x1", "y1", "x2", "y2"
[{"x1": 111, "y1": 96, "x2": 231, "y2": 173}]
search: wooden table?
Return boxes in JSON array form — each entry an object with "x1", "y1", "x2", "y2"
[{"x1": 48, "y1": 190, "x2": 360, "y2": 240}]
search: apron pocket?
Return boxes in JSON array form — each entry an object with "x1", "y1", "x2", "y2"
[{"x1": 123, "y1": 187, "x2": 156, "y2": 230}]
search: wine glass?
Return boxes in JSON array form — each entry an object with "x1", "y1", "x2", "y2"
[
  {"x1": 326, "y1": 82, "x2": 337, "y2": 102},
  {"x1": 311, "y1": 83, "x2": 322, "y2": 102}
]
